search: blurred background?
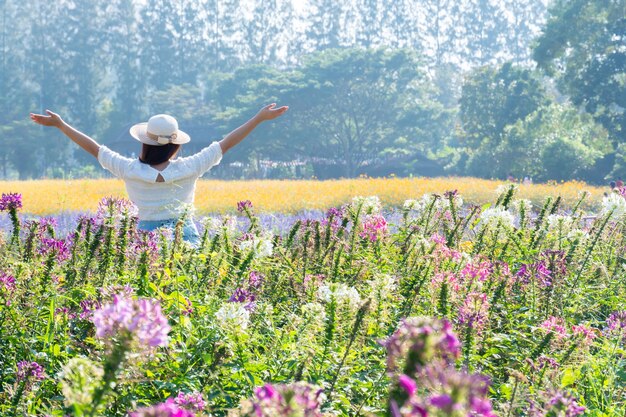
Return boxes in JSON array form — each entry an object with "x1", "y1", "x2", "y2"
[{"x1": 0, "y1": 0, "x2": 623, "y2": 183}]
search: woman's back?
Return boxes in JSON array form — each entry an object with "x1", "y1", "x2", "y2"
[{"x1": 98, "y1": 142, "x2": 222, "y2": 220}]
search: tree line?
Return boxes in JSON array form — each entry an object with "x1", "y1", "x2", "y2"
[{"x1": 0, "y1": 0, "x2": 622, "y2": 183}]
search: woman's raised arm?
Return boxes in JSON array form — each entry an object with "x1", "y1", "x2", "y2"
[
  {"x1": 30, "y1": 110, "x2": 100, "y2": 158},
  {"x1": 219, "y1": 103, "x2": 288, "y2": 154}
]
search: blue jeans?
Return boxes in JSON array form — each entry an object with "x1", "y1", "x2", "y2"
[{"x1": 137, "y1": 218, "x2": 200, "y2": 246}]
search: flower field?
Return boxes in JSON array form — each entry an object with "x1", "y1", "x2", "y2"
[
  {"x1": 0, "y1": 178, "x2": 606, "y2": 215},
  {"x1": 2, "y1": 186, "x2": 626, "y2": 416}
]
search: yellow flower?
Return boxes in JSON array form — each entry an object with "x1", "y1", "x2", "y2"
[{"x1": 459, "y1": 241, "x2": 473, "y2": 252}]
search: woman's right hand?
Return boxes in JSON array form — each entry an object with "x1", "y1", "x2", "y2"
[{"x1": 30, "y1": 110, "x2": 64, "y2": 128}]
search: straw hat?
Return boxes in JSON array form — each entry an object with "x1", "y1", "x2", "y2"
[{"x1": 129, "y1": 114, "x2": 190, "y2": 146}]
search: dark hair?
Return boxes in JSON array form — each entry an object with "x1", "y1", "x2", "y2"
[{"x1": 139, "y1": 143, "x2": 181, "y2": 165}]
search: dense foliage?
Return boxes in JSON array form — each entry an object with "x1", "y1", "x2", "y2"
[{"x1": 2, "y1": 187, "x2": 626, "y2": 415}]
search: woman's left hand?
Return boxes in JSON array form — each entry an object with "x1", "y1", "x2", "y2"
[{"x1": 256, "y1": 103, "x2": 289, "y2": 121}]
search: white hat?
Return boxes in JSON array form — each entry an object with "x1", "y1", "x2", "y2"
[{"x1": 129, "y1": 114, "x2": 191, "y2": 146}]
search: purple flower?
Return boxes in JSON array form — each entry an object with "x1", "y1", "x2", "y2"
[
  {"x1": 228, "y1": 288, "x2": 257, "y2": 311},
  {"x1": 255, "y1": 384, "x2": 279, "y2": 400},
  {"x1": 174, "y1": 391, "x2": 206, "y2": 412},
  {"x1": 79, "y1": 299, "x2": 101, "y2": 320},
  {"x1": 16, "y1": 361, "x2": 45, "y2": 383},
  {"x1": 0, "y1": 272, "x2": 16, "y2": 292},
  {"x1": 182, "y1": 298, "x2": 193, "y2": 316},
  {"x1": 606, "y1": 311, "x2": 626, "y2": 342},
  {"x1": 248, "y1": 271, "x2": 264, "y2": 289},
  {"x1": 398, "y1": 374, "x2": 417, "y2": 396},
  {"x1": 325, "y1": 207, "x2": 343, "y2": 218},
  {"x1": 92, "y1": 295, "x2": 170, "y2": 348},
  {"x1": 242, "y1": 382, "x2": 324, "y2": 417},
  {"x1": 527, "y1": 355, "x2": 560, "y2": 372},
  {"x1": 130, "y1": 398, "x2": 195, "y2": 417},
  {"x1": 546, "y1": 391, "x2": 586, "y2": 416},
  {"x1": 606, "y1": 311, "x2": 626, "y2": 332},
  {"x1": 237, "y1": 200, "x2": 253, "y2": 212},
  {"x1": 458, "y1": 292, "x2": 489, "y2": 334},
  {"x1": 384, "y1": 317, "x2": 460, "y2": 373},
  {"x1": 39, "y1": 238, "x2": 71, "y2": 261},
  {"x1": 96, "y1": 197, "x2": 138, "y2": 225},
  {"x1": 441, "y1": 320, "x2": 462, "y2": 355},
  {"x1": 529, "y1": 389, "x2": 585, "y2": 417},
  {"x1": 540, "y1": 250, "x2": 567, "y2": 277},
  {"x1": 132, "y1": 231, "x2": 160, "y2": 260},
  {"x1": 394, "y1": 366, "x2": 495, "y2": 417},
  {"x1": 516, "y1": 260, "x2": 552, "y2": 287},
  {"x1": 444, "y1": 190, "x2": 458, "y2": 199},
  {"x1": 429, "y1": 394, "x2": 453, "y2": 408},
  {"x1": 0, "y1": 193, "x2": 22, "y2": 211}
]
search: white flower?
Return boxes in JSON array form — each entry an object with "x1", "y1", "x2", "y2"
[
  {"x1": 352, "y1": 196, "x2": 382, "y2": 215},
  {"x1": 239, "y1": 233, "x2": 273, "y2": 258},
  {"x1": 403, "y1": 199, "x2": 423, "y2": 212},
  {"x1": 203, "y1": 215, "x2": 239, "y2": 237},
  {"x1": 439, "y1": 194, "x2": 463, "y2": 212},
  {"x1": 412, "y1": 194, "x2": 436, "y2": 212},
  {"x1": 215, "y1": 303, "x2": 250, "y2": 331},
  {"x1": 367, "y1": 274, "x2": 396, "y2": 300},
  {"x1": 202, "y1": 216, "x2": 222, "y2": 232},
  {"x1": 546, "y1": 214, "x2": 574, "y2": 233},
  {"x1": 59, "y1": 357, "x2": 104, "y2": 407},
  {"x1": 567, "y1": 229, "x2": 588, "y2": 242},
  {"x1": 301, "y1": 302, "x2": 327, "y2": 330},
  {"x1": 317, "y1": 283, "x2": 361, "y2": 309},
  {"x1": 601, "y1": 193, "x2": 626, "y2": 218},
  {"x1": 512, "y1": 199, "x2": 533, "y2": 215},
  {"x1": 480, "y1": 206, "x2": 515, "y2": 228},
  {"x1": 495, "y1": 183, "x2": 518, "y2": 196}
]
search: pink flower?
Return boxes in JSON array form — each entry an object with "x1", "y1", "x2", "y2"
[
  {"x1": 540, "y1": 316, "x2": 568, "y2": 340},
  {"x1": 92, "y1": 295, "x2": 170, "y2": 348},
  {"x1": 130, "y1": 398, "x2": 195, "y2": 417},
  {"x1": 244, "y1": 382, "x2": 324, "y2": 417},
  {"x1": 458, "y1": 292, "x2": 490, "y2": 334},
  {"x1": 398, "y1": 374, "x2": 417, "y2": 396},
  {"x1": 460, "y1": 260, "x2": 493, "y2": 283},
  {"x1": 174, "y1": 391, "x2": 206, "y2": 412},
  {"x1": 572, "y1": 324, "x2": 597, "y2": 345},
  {"x1": 359, "y1": 214, "x2": 388, "y2": 242}
]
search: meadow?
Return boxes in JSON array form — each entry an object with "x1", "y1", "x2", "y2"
[
  {"x1": 0, "y1": 178, "x2": 606, "y2": 215},
  {"x1": 1, "y1": 184, "x2": 625, "y2": 416}
]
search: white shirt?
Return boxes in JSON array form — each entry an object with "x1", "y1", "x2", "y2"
[{"x1": 97, "y1": 142, "x2": 222, "y2": 220}]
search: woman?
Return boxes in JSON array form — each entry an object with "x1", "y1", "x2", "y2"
[{"x1": 30, "y1": 104, "x2": 288, "y2": 244}]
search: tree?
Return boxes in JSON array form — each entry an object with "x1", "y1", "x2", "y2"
[
  {"x1": 104, "y1": 0, "x2": 145, "y2": 128},
  {"x1": 208, "y1": 48, "x2": 453, "y2": 178},
  {"x1": 458, "y1": 63, "x2": 549, "y2": 177},
  {"x1": 304, "y1": 0, "x2": 347, "y2": 51},
  {"x1": 534, "y1": 0, "x2": 626, "y2": 145},
  {"x1": 354, "y1": 0, "x2": 385, "y2": 48},
  {"x1": 283, "y1": 48, "x2": 448, "y2": 177},
  {"x1": 138, "y1": 0, "x2": 182, "y2": 90},
  {"x1": 214, "y1": 0, "x2": 245, "y2": 71},
  {"x1": 244, "y1": 0, "x2": 295, "y2": 66},
  {"x1": 503, "y1": 0, "x2": 549, "y2": 64},
  {"x1": 497, "y1": 104, "x2": 610, "y2": 181},
  {"x1": 456, "y1": 0, "x2": 509, "y2": 67}
]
